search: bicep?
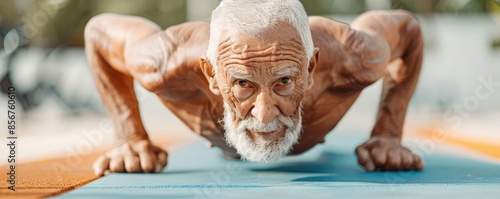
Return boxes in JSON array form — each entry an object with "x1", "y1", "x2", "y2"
[
  {"x1": 350, "y1": 10, "x2": 420, "y2": 60},
  {"x1": 85, "y1": 13, "x2": 164, "y2": 76},
  {"x1": 85, "y1": 13, "x2": 176, "y2": 92}
]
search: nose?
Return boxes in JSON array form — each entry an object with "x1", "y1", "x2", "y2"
[{"x1": 251, "y1": 91, "x2": 280, "y2": 123}]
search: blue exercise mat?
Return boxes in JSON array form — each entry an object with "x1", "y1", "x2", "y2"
[{"x1": 57, "y1": 136, "x2": 500, "y2": 199}]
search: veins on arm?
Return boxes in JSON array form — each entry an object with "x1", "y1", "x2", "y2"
[
  {"x1": 329, "y1": 28, "x2": 390, "y2": 92},
  {"x1": 124, "y1": 31, "x2": 174, "y2": 93}
]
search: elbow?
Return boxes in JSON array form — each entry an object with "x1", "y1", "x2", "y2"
[{"x1": 84, "y1": 14, "x2": 108, "y2": 44}]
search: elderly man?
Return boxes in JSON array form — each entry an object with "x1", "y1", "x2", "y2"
[{"x1": 85, "y1": 0, "x2": 424, "y2": 176}]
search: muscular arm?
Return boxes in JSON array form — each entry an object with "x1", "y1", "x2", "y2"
[
  {"x1": 351, "y1": 10, "x2": 424, "y2": 171},
  {"x1": 312, "y1": 10, "x2": 423, "y2": 171},
  {"x1": 85, "y1": 14, "x2": 171, "y2": 175},
  {"x1": 352, "y1": 10, "x2": 423, "y2": 139}
]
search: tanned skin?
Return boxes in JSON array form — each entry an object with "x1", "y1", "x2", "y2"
[{"x1": 85, "y1": 10, "x2": 424, "y2": 176}]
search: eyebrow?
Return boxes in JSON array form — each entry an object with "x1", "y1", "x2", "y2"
[
  {"x1": 227, "y1": 69, "x2": 253, "y2": 79},
  {"x1": 273, "y1": 66, "x2": 299, "y2": 76},
  {"x1": 227, "y1": 66, "x2": 300, "y2": 79}
]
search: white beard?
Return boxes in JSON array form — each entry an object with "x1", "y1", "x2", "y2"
[{"x1": 222, "y1": 103, "x2": 302, "y2": 162}]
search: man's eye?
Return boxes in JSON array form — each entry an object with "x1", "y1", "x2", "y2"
[
  {"x1": 237, "y1": 80, "x2": 249, "y2": 87},
  {"x1": 280, "y1": 77, "x2": 291, "y2": 85}
]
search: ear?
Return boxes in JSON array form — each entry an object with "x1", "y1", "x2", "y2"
[
  {"x1": 306, "y1": 47, "x2": 320, "y2": 90},
  {"x1": 199, "y1": 57, "x2": 221, "y2": 95}
]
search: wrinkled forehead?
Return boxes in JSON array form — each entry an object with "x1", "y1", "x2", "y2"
[{"x1": 216, "y1": 22, "x2": 307, "y2": 68}]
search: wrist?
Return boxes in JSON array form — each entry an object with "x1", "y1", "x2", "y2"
[
  {"x1": 369, "y1": 133, "x2": 401, "y2": 141},
  {"x1": 370, "y1": 124, "x2": 403, "y2": 139},
  {"x1": 115, "y1": 132, "x2": 149, "y2": 146}
]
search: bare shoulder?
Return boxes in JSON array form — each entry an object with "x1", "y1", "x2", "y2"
[
  {"x1": 353, "y1": 9, "x2": 420, "y2": 31},
  {"x1": 351, "y1": 10, "x2": 421, "y2": 57},
  {"x1": 164, "y1": 21, "x2": 210, "y2": 50},
  {"x1": 124, "y1": 21, "x2": 211, "y2": 99},
  {"x1": 308, "y1": 16, "x2": 348, "y2": 30},
  {"x1": 307, "y1": 15, "x2": 389, "y2": 91}
]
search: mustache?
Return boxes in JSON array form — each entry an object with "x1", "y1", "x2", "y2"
[
  {"x1": 221, "y1": 102, "x2": 303, "y2": 133},
  {"x1": 238, "y1": 115, "x2": 294, "y2": 133},
  {"x1": 223, "y1": 102, "x2": 303, "y2": 132}
]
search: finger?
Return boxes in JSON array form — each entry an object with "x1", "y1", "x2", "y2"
[
  {"x1": 356, "y1": 146, "x2": 375, "y2": 171},
  {"x1": 412, "y1": 154, "x2": 424, "y2": 170},
  {"x1": 93, "y1": 156, "x2": 110, "y2": 176},
  {"x1": 109, "y1": 157, "x2": 125, "y2": 172},
  {"x1": 400, "y1": 150, "x2": 413, "y2": 170},
  {"x1": 371, "y1": 146, "x2": 388, "y2": 167},
  {"x1": 364, "y1": 160, "x2": 375, "y2": 172},
  {"x1": 157, "y1": 150, "x2": 168, "y2": 168},
  {"x1": 154, "y1": 162, "x2": 163, "y2": 173},
  {"x1": 385, "y1": 148, "x2": 401, "y2": 171},
  {"x1": 356, "y1": 146, "x2": 370, "y2": 165},
  {"x1": 124, "y1": 155, "x2": 142, "y2": 173},
  {"x1": 139, "y1": 151, "x2": 156, "y2": 172}
]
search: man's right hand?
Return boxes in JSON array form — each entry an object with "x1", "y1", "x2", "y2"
[
  {"x1": 93, "y1": 139, "x2": 168, "y2": 176},
  {"x1": 85, "y1": 14, "x2": 170, "y2": 177}
]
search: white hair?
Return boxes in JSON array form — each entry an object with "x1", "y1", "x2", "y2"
[{"x1": 207, "y1": 0, "x2": 314, "y2": 70}]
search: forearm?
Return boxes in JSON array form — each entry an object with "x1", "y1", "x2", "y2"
[
  {"x1": 351, "y1": 10, "x2": 423, "y2": 138},
  {"x1": 84, "y1": 14, "x2": 163, "y2": 144},
  {"x1": 371, "y1": 66, "x2": 421, "y2": 139},
  {"x1": 86, "y1": 48, "x2": 149, "y2": 145},
  {"x1": 89, "y1": 54, "x2": 148, "y2": 144}
]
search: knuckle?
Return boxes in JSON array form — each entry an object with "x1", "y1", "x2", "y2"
[
  {"x1": 405, "y1": 154, "x2": 413, "y2": 163},
  {"x1": 109, "y1": 159, "x2": 123, "y2": 172},
  {"x1": 367, "y1": 148, "x2": 384, "y2": 165},
  {"x1": 94, "y1": 159, "x2": 104, "y2": 167},
  {"x1": 355, "y1": 146, "x2": 365, "y2": 154},
  {"x1": 120, "y1": 144, "x2": 133, "y2": 154},
  {"x1": 93, "y1": 157, "x2": 103, "y2": 164},
  {"x1": 414, "y1": 154, "x2": 421, "y2": 161},
  {"x1": 136, "y1": 141, "x2": 152, "y2": 151},
  {"x1": 126, "y1": 165, "x2": 139, "y2": 172},
  {"x1": 142, "y1": 164, "x2": 155, "y2": 172},
  {"x1": 387, "y1": 157, "x2": 399, "y2": 166},
  {"x1": 375, "y1": 139, "x2": 385, "y2": 145},
  {"x1": 357, "y1": 157, "x2": 368, "y2": 165},
  {"x1": 124, "y1": 165, "x2": 133, "y2": 172},
  {"x1": 92, "y1": 162, "x2": 101, "y2": 170},
  {"x1": 109, "y1": 165, "x2": 119, "y2": 172},
  {"x1": 125, "y1": 143, "x2": 134, "y2": 151},
  {"x1": 373, "y1": 157, "x2": 385, "y2": 165},
  {"x1": 386, "y1": 155, "x2": 400, "y2": 167},
  {"x1": 157, "y1": 153, "x2": 167, "y2": 162},
  {"x1": 402, "y1": 159, "x2": 411, "y2": 167}
]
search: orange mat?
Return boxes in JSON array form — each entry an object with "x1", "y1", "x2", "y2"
[
  {"x1": 417, "y1": 128, "x2": 500, "y2": 160},
  {"x1": 0, "y1": 153, "x2": 101, "y2": 199},
  {"x1": 0, "y1": 136, "x2": 192, "y2": 199}
]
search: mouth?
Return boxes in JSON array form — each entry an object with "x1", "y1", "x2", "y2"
[
  {"x1": 247, "y1": 127, "x2": 286, "y2": 141},
  {"x1": 254, "y1": 129, "x2": 280, "y2": 135}
]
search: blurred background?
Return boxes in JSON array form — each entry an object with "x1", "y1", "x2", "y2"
[{"x1": 0, "y1": 0, "x2": 499, "y2": 164}]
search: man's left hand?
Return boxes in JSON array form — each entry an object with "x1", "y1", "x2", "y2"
[{"x1": 355, "y1": 135, "x2": 424, "y2": 171}]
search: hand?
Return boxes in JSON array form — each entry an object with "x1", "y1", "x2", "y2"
[
  {"x1": 355, "y1": 135, "x2": 424, "y2": 171},
  {"x1": 93, "y1": 139, "x2": 168, "y2": 176}
]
